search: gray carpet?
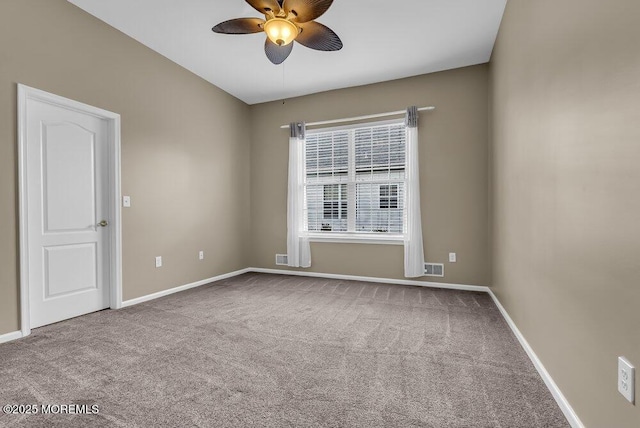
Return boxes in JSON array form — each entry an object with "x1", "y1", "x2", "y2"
[{"x1": 0, "y1": 273, "x2": 568, "y2": 427}]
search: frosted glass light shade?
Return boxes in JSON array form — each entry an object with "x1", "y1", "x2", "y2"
[{"x1": 264, "y1": 18, "x2": 298, "y2": 46}]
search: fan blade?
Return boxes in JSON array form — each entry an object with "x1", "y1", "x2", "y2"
[
  {"x1": 245, "y1": 0, "x2": 281, "y2": 15},
  {"x1": 283, "y1": 0, "x2": 333, "y2": 23},
  {"x1": 264, "y1": 38, "x2": 293, "y2": 64},
  {"x1": 212, "y1": 18, "x2": 265, "y2": 34},
  {"x1": 296, "y1": 21, "x2": 342, "y2": 51}
]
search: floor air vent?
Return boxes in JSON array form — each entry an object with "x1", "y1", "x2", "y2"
[
  {"x1": 424, "y1": 263, "x2": 444, "y2": 277},
  {"x1": 275, "y1": 254, "x2": 288, "y2": 266}
]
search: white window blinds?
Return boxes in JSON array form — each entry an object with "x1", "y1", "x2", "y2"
[{"x1": 305, "y1": 121, "x2": 406, "y2": 236}]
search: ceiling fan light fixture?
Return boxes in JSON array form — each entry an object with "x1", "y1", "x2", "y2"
[
  {"x1": 264, "y1": 18, "x2": 298, "y2": 46},
  {"x1": 212, "y1": 0, "x2": 342, "y2": 65}
]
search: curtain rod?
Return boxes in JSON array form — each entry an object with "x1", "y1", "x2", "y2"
[{"x1": 279, "y1": 106, "x2": 435, "y2": 129}]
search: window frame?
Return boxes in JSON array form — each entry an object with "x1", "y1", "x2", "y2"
[{"x1": 303, "y1": 118, "x2": 407, "y2": 245}]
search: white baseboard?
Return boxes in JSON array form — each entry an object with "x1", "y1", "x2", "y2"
[
  {"x1": 487, "y1": 290, "x2": 584, "y2": 428},
  {"x1": 249, "y1": 267, "x2": 490, "y2": 293},
  {"x1": 0, "y1": 330, "x2": 23, "y2": 344},
  {"x1": 120, "y1": 268, "x2": 251, "y2": 308}
]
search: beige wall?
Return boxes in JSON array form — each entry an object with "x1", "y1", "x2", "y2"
[
  {"x1": 249, "y1": 65, "x2": 490, "y2": 286},
  {"x1": 490, "y1": 0, "x2": 640, "y2": 426},
  {"x1": 0, "y1": 0, "x2": 251, "y2": 334}
]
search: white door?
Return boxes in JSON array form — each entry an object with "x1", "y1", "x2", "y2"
[{"x1": 26, "y1": 98, "x2": 110, "y2": 328}]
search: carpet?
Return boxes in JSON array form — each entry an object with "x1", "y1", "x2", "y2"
[{"x1": 0, "y1": 273, "x2": 569, "y2": 427}]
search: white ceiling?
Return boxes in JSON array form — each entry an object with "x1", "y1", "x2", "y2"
[{"x1": 67, "y1": 0, "x2": 507, "y2": 105}]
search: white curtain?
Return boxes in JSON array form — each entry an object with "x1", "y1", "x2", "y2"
[
  {"x1": 404, "y1": 107, "x2": 425, "y2": 277},
  {"x1": 287, "y1": 122, "x2": 311, "y2": 268}
]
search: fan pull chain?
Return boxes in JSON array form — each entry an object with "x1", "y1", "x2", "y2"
[{"x1": 282, "y1": 63, "x2": 286, "y2": 105}]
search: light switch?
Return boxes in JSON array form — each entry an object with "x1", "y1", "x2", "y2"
[{"x1": 123, "y1": 196, "x2": 131, "y2": 207}]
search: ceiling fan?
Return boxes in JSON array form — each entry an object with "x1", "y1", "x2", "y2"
[{"x1": 212, "y1": 0, "x2": 343, "y2": 65}]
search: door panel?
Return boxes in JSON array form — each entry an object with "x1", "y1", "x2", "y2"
[
  {"x1": 44, "y1": 243, "x2": 97, "y2": 298},
  {"x1": 43, "y1": 122, "x2": 97, "y2": 232},
  {"x1": 27, "y1": 99, "x2": 110, "y2": 328}
]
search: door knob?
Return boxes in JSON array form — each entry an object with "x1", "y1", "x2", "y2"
[{"x1": 98, "y1": 220, "x2": 109, "y2": 227}]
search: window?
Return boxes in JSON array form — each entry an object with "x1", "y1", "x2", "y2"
[
  {"x1": 305, "y1": 120, "x2": 406, "y2": 240},
  {"x1": 379, "y1": 184, "x2": 399, "y2": 209},
  {"x1": 323, "y1": 184, "x2": 347, "y2": 220}
]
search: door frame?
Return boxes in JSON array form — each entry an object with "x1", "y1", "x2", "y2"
[{"x1": 17, "y1": 84, "x2": 123, "y2": 337}]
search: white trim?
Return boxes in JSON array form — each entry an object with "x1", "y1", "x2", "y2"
[
  {"x1": 307, "y1": 234, "x2": 404, "y2": 245},
  {"x1": 17, "y1": 85, "x2": 29, "y2": 337},
  {"x1": 17, "y1": 84, "x2": 123, "y2": 336},
  {"x1": 121, "y1": 268, "x2": 252, "y2": 308},
  {"x1": 0, "y1": 331, "x2": 23, "y2": 345},
  {"x1": 249, "y1": 268, "x2": 489, "y2": 293},
  {"x1": 488, "y1": 290, "x2": 585, "y2": 428},
  {"x1": 109, "y1": 114, "x2": 123, "y2": 310}
]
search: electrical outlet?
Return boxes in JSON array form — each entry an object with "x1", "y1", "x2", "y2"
[
  {"x1": 155, "y1": 256, "x2": 162, "y2": 268},
  {"x1": 618, "y1": 357, "x2": 635, "y2": 404},
  {"x1": 449, "y1": 252, "x2": 457, "y2": 263},
  {"x1": 199, "y1": 251, "x2": 204, "y2": 260}
]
